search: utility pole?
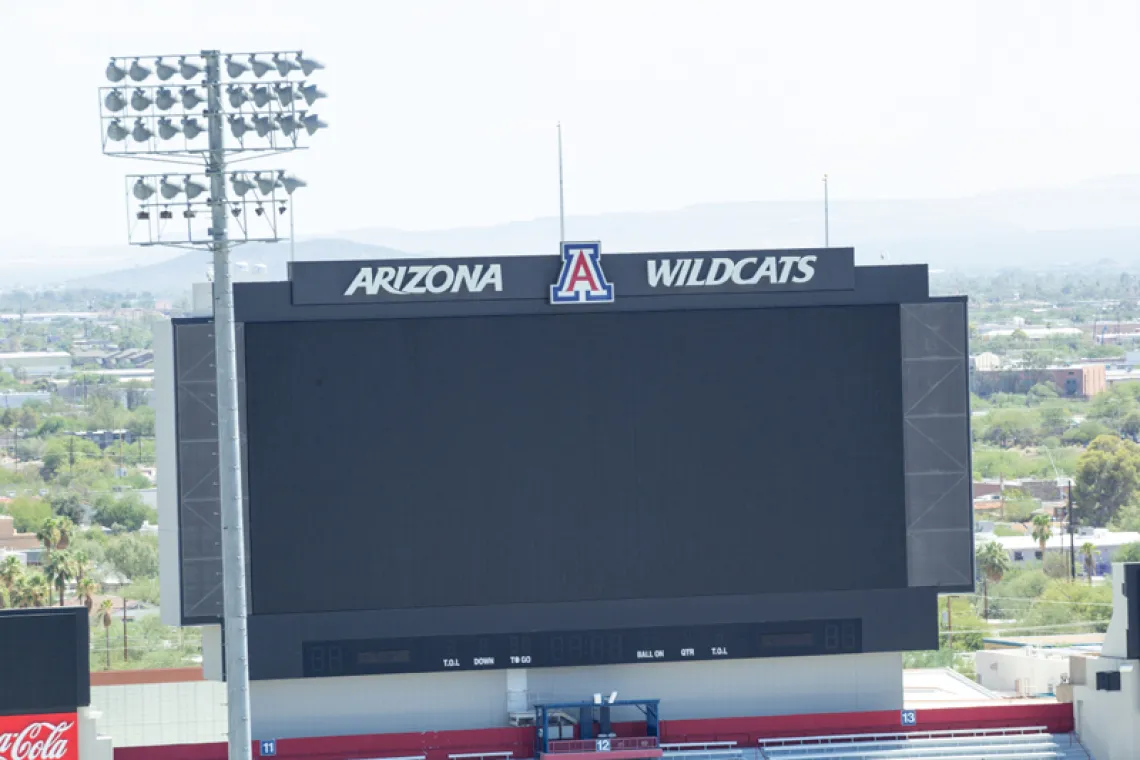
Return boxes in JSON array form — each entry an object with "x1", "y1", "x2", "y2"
[
  {"x1": 1068, "y1": 482, "x2": 1076, "y2": 581},
  {"x1": 945, "y1": 596, "x2": 953, "y2": 651},
  {"x1": 122, "y1": 597, "x2": 129, "y2": 662},
  {"x1": 68, "y1": 435, "x2": 74, "y2": 475}
]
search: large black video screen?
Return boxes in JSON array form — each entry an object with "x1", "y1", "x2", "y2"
[
  {"x1": 245, "y1": 305, "x2": 907, "y2": 616},
  {"x1": 0, "y1": 609, "x2": 89, "y2": 716}
]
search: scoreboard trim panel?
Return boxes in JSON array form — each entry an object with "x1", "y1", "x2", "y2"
[{"x1": 302, "y1": 619, "x2": 863, "y2": 677}]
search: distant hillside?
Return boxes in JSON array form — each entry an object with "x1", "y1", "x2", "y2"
[
  {"x1": 336, "y1": 176, "x2": 1140, "y2": 271},
  {"x1": 65, "y1": 238, "x2": 415, "y2": 295}
]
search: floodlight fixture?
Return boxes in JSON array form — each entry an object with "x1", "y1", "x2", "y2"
[
  {"x1": 179, "y1": 56, "x2": 202, "y2": 80},
  {"x1": 299, "y1": 83, "x2": 326, "y2": 106},
  {"x1": 226, "y1": 55, "x2": 249, "y2": 78},
  {"x1": 252, "y1": 114, "x2": 276, "y2": 137},
  {"x1": 157, "y1": 117, "x2": 180, "y2": 140},
  {"x1": 184, "y1": 176, "x2": 207, "y2": 199},
  {"x1": 279, "y1": 173, "x2": 306, "y2": 193},
  {"x1": 593, "y1": 694, "x2": 602, "y2": 706},
  {"x1": 131, "y1": 118, "x2": 153, "y2": 142},
  {"x1": 132, "y1": 178, "x2": 155, "y2": 201},
  {"x1": 275, "y1": 83, "x2": 296, "y2": 107},
  {"x1": 227, "y1": 85, "x2": 249, "y2": 109},
  {"x1": 155, "y1": 58, "x2": 177, "y2": 81},
  {"x1": 301, "y1": 113, "x2": 327, "y2": 135},
  {"x1": 182, "y1": 116, "x2": 203, "y2": 139},
  {"x1": 159, "y1": 176, "x2": 181, "y2": 199},
  {"x1": 250, "y1": 85, "x2": 272, "y2": 108},
  {"x1": 106, "y1": 60, "x2": 127, "y2": 82},
  {"x1": 130, "y1": 88, "x2": 153, "y2": 111},
  {"x1": 250, "y1": 55, "x2": 272, "y2": 78},
  {"x1": 231, "y1": 173, "x2": 255, "y2": 196},
  {"x1": 296, "y1": 54, "x2": 324, "y2": 76},
  {"x1": 159, "y1": 208, "x2": 173, "y2": 219},
  {"x1": 104, "y1": 89, "x2": 126, "y2": 112},
  {"x1": 278, "y1": 113, "x2": 299, "y2": 136},
  {"x1": 128, "y1": 59, "x2": 150, "y2": 82},
  {"x1": 254, "y1": 172, "x2": 280, "y2": 195},
  {"x1": 107, "y1": 119, "x2": 128, "y2": 141},
  {"x1": 229, "y1": 115, "x2": 252, "y2": 139},
  {"x1": 155, "y1": 87, "x2": 176, "y2": 110},
  {"x1": 608, "y1": 691, "x2": 618, "y2": 705},
  {"x1": 272, "y1": 53, "x2": 297, "y2": 76},
  {"x1": 183, "y1": 208, "x2": 196, "y2": 219},
  {"x1": 181, "y1": 87, "x2": 203, "y2": 110}
]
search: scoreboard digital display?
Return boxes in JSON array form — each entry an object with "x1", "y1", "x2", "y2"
[
  {"x1": 0, "y1": 608, "x2": 89, "y2": 716},
  {"x1": 302, "y1": 620, "x2": 863, "y2": 677},
  {"x1": 167, "y1": 248, "x2": 974, "y2": 680}
]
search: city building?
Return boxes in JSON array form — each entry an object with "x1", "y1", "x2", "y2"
[
  {"x1": 974, "y1": 364, "x2": 1107, "y2": 398},
  {"x1": 0, "y1": 514, "x2": 40, "y2": 553},
  {"x1": 0, "y1": 350, "x2": 71, "y2": 377}
]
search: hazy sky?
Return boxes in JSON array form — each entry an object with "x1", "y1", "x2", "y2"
[{"x1": 1, "y1": 0, "x2": 1137, "y2": 249}]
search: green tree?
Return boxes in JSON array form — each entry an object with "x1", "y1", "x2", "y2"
[
  {"x1": 41, "y1": 436, "x2": 102, "y2": 481},
  {"x1": 976, "y1": 541, "x2": 1011, "y2": 618},
  {"x1": 1074, "y1": 435, "x2": 1140, "y2": 526},
  {"x1": 49, "y1": 492, "x2": 86, "y2": 524},
  {"x1": 104, "y1": 534, "x2": 159, "y2": 581},
  {"x1": 1114, "y1": 542, "x2": 1140, "y2": 563},
  {"x1": 1063, "y1": 420, "x2": 1114, "y2": 446},
  {"x1": 44, "y1": 550, "x2": 77, "y2": 607},
  {"x1": 0, "y1": 555, "x2": 23, "y2": 597},
  {"x1": 1020, "y1": 579, "x2": 1114, "y2": 632},
  {"x1": 7, "y1": 496, "x2": 51, "y2": 533},
  {"x1": 97, "y1": 599, "x2": 114, "y2": 669},
  {"x1": 92, "y1": 493, "x2": 154, "y2": 533}
]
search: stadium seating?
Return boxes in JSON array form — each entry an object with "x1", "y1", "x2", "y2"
[{"x1": 757, "y1": 727, "x2": 1069, "y2": 759}]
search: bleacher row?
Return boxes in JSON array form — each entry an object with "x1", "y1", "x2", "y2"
[{"x1": 754, "y1": 727, "x2": 1077, "y2": 760}]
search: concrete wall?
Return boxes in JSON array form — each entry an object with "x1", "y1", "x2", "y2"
[
  {"x1": 1070, "y1": 562, "x2": 1140, "y2": 760},
  {"x1": 90, "y1": 680, "x2": 227, "y2": 747},
  {"x1": 247, "y1": 652, "x2": 902, "y2": 739},
  {"x1": 975, "y1": 649, "x2": 1071, "y2": 696}
]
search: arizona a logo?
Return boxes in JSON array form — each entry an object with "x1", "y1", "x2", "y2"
[{"x1": 550, "y1": 241, "x2": 614, "y2": 304}]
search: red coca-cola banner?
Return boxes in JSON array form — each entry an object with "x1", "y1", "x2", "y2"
[{"x1": 0, "y1": 714, "x2": 77, "y2": 760}]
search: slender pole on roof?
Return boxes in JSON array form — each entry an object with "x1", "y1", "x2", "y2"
[
  {"x1": 558, "y1": 122, "x2": 566, "y2": 243},
  {"x1": 823, "y1": 174, "x2": 830, "y2": 247}
]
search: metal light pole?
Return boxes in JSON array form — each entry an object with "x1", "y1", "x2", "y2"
[
  {"x1": 203, "y1": 49, "x2": 253, "y2": 760},
  {"x1": 823, "y1": 174, "x2": 830, "y2": 247},
  {"x1": 99, "y1": 49, "x2": 326, "y2": 760}
]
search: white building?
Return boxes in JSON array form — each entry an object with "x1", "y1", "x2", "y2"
[
  {"x1": 979, "y1": 529, "x2": 1140, "y2": 566},
  {"x1": 0, "y1": 350, "x2": 70, "y2": 377}
]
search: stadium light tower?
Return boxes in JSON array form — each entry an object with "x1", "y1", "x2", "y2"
[{"x1": 99, "y1": 49, "x2": 327, "y2": 760}]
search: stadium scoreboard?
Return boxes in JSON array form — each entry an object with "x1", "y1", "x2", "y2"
[{"x1": 165, "y1": 244, "x2": 974, "y2": 680}]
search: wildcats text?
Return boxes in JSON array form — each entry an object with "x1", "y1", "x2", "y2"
[{"x1": 646, "y1": 255, "x2": 817, "y2": 288}]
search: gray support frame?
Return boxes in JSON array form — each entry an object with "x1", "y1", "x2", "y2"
[
  {"x1": 901, "y1": 301, "x2": 974, "y2": 590},
  {"x1": 172, "y1": 320, "x2": 246, "y2": 622}
]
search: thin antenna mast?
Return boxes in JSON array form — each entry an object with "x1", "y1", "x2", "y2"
[
  {"x1": 558, "y1": 122, "x2": 566, "y2": 243},
  {"x1": 823, "y1": 173, "x2": 830, "y2": 247}
]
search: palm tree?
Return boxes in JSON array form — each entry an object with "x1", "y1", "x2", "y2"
[
  {"x1": 1031, "y1": 514, "x2": 1053, "y2": 558},
  {"x1": 0, "y1": 555, "x2": 23, "y2": 596},
  {"x1": 976, "y1": 541, "x2": 1011, "y2": 619},
  {"x1": 44, "y1": 550, "x2": 75, "y2": 607},
  {"x1": 97, "y1": 599, "x2": 114, "y2": 669},
  {"x1": 55, "y1": 516, "x2": 75, "y2": 551},
  {"x1": 20, "y1": 574, "x2": 50, "y2": 608},
  {"x1": 0, "y1": 586, "x2": 8, "y2": 610},
  {"x1": 36, "y1": 516, "x2": 62, "y2": 555},
  {"x1": 76, "y1": 578, "x2": 99, "y2": 612},
  {"x1": 1081, "y1": 542, "x2": 1097, "y2": 584}
]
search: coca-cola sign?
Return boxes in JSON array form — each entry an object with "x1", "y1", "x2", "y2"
[{"x1": 0, "y1": 714, "x2": 77, "y2": 760}]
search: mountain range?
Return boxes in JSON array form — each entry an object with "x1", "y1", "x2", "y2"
[{"x1": 6, "y1": 175, "x2": 1139, "y2": 296}]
